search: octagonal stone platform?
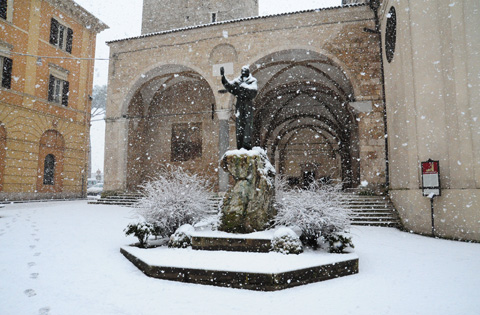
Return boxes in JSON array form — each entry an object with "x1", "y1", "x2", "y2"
[{"x1": 121, "y1": 233, "x2": 359, "y2": 291}]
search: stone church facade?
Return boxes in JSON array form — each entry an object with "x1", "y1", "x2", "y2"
[{"x1": 105, "y1": 0, "x2": 479, "y2": 242}]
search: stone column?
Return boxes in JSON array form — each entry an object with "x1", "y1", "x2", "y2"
[{"x1": 217, "y1": 109, "x2": 230, "y2": 192}]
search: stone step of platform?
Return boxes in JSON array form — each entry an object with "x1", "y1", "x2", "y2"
[
  {"x1": 350, "y1": 220, "x2": 399, "y2": 227},
  {"x1": 207, "y1": 197, "x2": 223, "y2": 214},
  {"x1": 88, "y1": 191, "x2": 144, "y2": 206},
  {"x1": 341, "y1": 193, "x2": 401, "y2": 228},
  {"x1": 120, "y1": 245, "x2": 359, "y2": 291},
  {"x1": 350, "y1": 211, "x2": 396, "y2": 219},
  {"x1": 351, "y1": 215, "x2": 397, "y2": 221},
  {"x1": 191, "y1": 235, "x2": 271, "y2": 253}
]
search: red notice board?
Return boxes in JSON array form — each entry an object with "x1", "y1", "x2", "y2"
[{"x1": 421, "y1": 160, "x2": 441, "y2": 197}]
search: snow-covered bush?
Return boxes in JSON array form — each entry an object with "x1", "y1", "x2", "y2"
[
  {"x1": 323, "y1": 233, "x2": 354, "y2": 253},
  {"x1": 275, "y1": 181, "x2": 352, "y2": 250},
  {"x1": 135, "y1": 165, "x2": 212, "y2": 238},
  {"x1": 124, "y1": 222, "x2": 156, "y2": 248},
  {"x1": 271, "y1": 227, "x2": 303, "y2": 255},
  {"x1": 168, "y1": 224, "x2": 195, "y2": 248}
]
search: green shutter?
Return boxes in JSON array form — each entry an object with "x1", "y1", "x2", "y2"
[
  {"x1": 61, "y1": 80, "x2": 69, "y2": 106},
  {"x1": 1, "y1": 57, "x2": 12, "y2": 89},
  {"x1": 50, "y1": 18, "x2": 59, "y2": 45},
  {"x1": 66, "y1": 28, "x2": 73, "y2": 53},
  {"x1": 0, "y1": 0, "x2": 7, "y2": 20},
  {"x1": 48, "y1": 75, "x2": 55, "y2": 102}
]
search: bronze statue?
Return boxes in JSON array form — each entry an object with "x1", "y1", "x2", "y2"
[{"x1": 220, "y1": 65, "x2": 258, "y2": 150}]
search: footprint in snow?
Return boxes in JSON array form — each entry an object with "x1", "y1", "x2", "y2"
[
  {"x1": 35, "y1": 238, "x2": 40, "y2": 242},
  {"x1": 29, "y1": 245, "x2": 36, "y2": 249},
  {"x1": 39, "y1": 307, "x2": 50, "y2": 315},
  {"x1": 28, "y1": 262, "x2": 36, "y2": 267},
  {"x1": 30, "y1": 273, "x2": 39, "y2": 279},
  {"x1": 34, "y1": 252, "x2": 41, "y2": 256},
  {"x1": 24, "y1": 289, "x2": 36, "y2": 297}
]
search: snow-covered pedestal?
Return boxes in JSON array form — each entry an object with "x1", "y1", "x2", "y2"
[
  {"x1": 219, "y1": 147, "x2": 276, "y2": 233},
  {"x1": 120, "y1": 230, "x2": 359, "y2": 291}
]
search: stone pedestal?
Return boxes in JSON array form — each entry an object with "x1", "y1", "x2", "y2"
[{"x1": 219, "y1": 148, "x2": 276, "y2": 233}]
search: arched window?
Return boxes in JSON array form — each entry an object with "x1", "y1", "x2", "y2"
[
  {"x1": 43, "y1": 154, "x2": 55, "y2": 185},
  {"x1": 36, "y1": 130, "x2": 65, "y2": 193}
]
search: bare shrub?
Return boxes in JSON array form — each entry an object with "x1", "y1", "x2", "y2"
[
  {"x1": 135, "y1": 166, "x2": 212, "y2": 238},
  {"x1": 275, "y1": 181, "x2": 352, "y2": 250}
]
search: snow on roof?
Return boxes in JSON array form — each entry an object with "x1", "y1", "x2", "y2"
[
  {"x1": 46, "y1": 0, "x2": 109, "y2": 33},
  {"x1": 107, "y1": 3, "x2": 367, "y2": 44}
]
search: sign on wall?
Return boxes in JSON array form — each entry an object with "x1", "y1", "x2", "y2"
[{"x1": 421, "y1": 159, "x2": 441, "y2": 197}]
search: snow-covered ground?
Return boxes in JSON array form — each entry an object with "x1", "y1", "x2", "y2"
[{"x1": 0, "y1": 201, "x2": 478, "y2": 315}]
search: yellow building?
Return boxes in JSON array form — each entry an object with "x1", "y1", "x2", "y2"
[{"x1": 0, "y1": 0, "x2": 107, "y2": 200}]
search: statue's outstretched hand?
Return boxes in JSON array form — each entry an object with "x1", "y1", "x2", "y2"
[{"x1": 220, "y1": 67, "x2": 225, "y2": 76}]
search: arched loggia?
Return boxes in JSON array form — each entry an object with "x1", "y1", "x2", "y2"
[
  {"x1": 125, "y1": 65, "x2": 218, "y2": 190},
  {"x1": 250, "y1": 49, "x2": 359, "y2": 188}
]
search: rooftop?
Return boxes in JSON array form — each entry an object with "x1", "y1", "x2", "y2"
[{"x1": 107, "y1": 3, "x2": 366, "y2": 44}]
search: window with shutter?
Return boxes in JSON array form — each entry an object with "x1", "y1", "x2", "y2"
[
  {"x1": 1, "y1": 57, "x2": 12, "y2": 89},
  {"x1": 48, "y1": 74, "x2": 69, "y2": 106},
  {"x1": 49, "y1": 18, "x2": 73, "y2": 53},
  {"x1": 0, "y1": 0, "x2": 7, "y2": 20}
]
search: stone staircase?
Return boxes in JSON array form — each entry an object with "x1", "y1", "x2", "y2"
[
  {"x1": 88, "y1": 191, "x2": 400, "y2": 228},
  {"x1": 341, "y1": 193, "x2": 401, "y2": 228},
  {"x1": 88, "y1": 192, "x2": 143, "y2": 206},
  {"x1": 89, "y1": 192, "x2": 223, "y2": 213},
  {"x1": 207, "y1": 196, "x2": 223, "y2": 214}
]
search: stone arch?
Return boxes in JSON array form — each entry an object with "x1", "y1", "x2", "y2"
[
  {"x1": 125, "y1": 65, "x2": 218, "y2": 190},
  {"x1": 0, "y1": 124, "x2": 6, "y2": 192},
  {"x1": 250, "y1": 49, "x2": 359, "y2": 187},
  {"x1": 276, "y1": 126, "x2": 342, "y2": 188},
  {"x1": 36, "y1": 130, "x2": 65, "y2": 193},
  {"x1": 248, "y1": 45, "x2": 363, "y2": 99},
  {"x1": 121, "y1": 63, "x2": 215, "y2": 116},
  {"x1": 209, "y1": 43, "x2": 238, "y2": 64}
]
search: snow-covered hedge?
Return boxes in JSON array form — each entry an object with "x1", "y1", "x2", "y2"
[
  {"x1": 271, "y1": 227, "x2": 303, "y2": 255},
  {"x1": 168, "y1": 224, "x2": 195, "y2": 248},
  {"x1": 124, "y1": 222, "x2": 156, "y2": 248},
  {"x1": 135, "y1": 166, "x2": 212, "y2": 238},
  {"x1": 275, "y1": 181, "x2": 352, "y2": 250}
]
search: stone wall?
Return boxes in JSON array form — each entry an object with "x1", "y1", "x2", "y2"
[
  {"x1": 381, "y1": 0, "x2": 480, "y2": 241},
  {"x1": 141, "y1": 0, "x2": 259, "y2": 34},
  {"x1": 106, "y1": 5, "x2": 385, "y2": 192}
]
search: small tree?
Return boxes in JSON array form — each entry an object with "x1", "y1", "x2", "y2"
[
  {"x1": 135, "y1": 166, "x2": 212, "y2": 238},
  {"x1": 275, "y1": 181, "x2": 353, "y2": 251},
  {"x1": 91, "y1": 85, "x2": 107, "y2": 119},
  {"x1": 124, "y1": 222, "x2": 156, "y2": 248}
]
